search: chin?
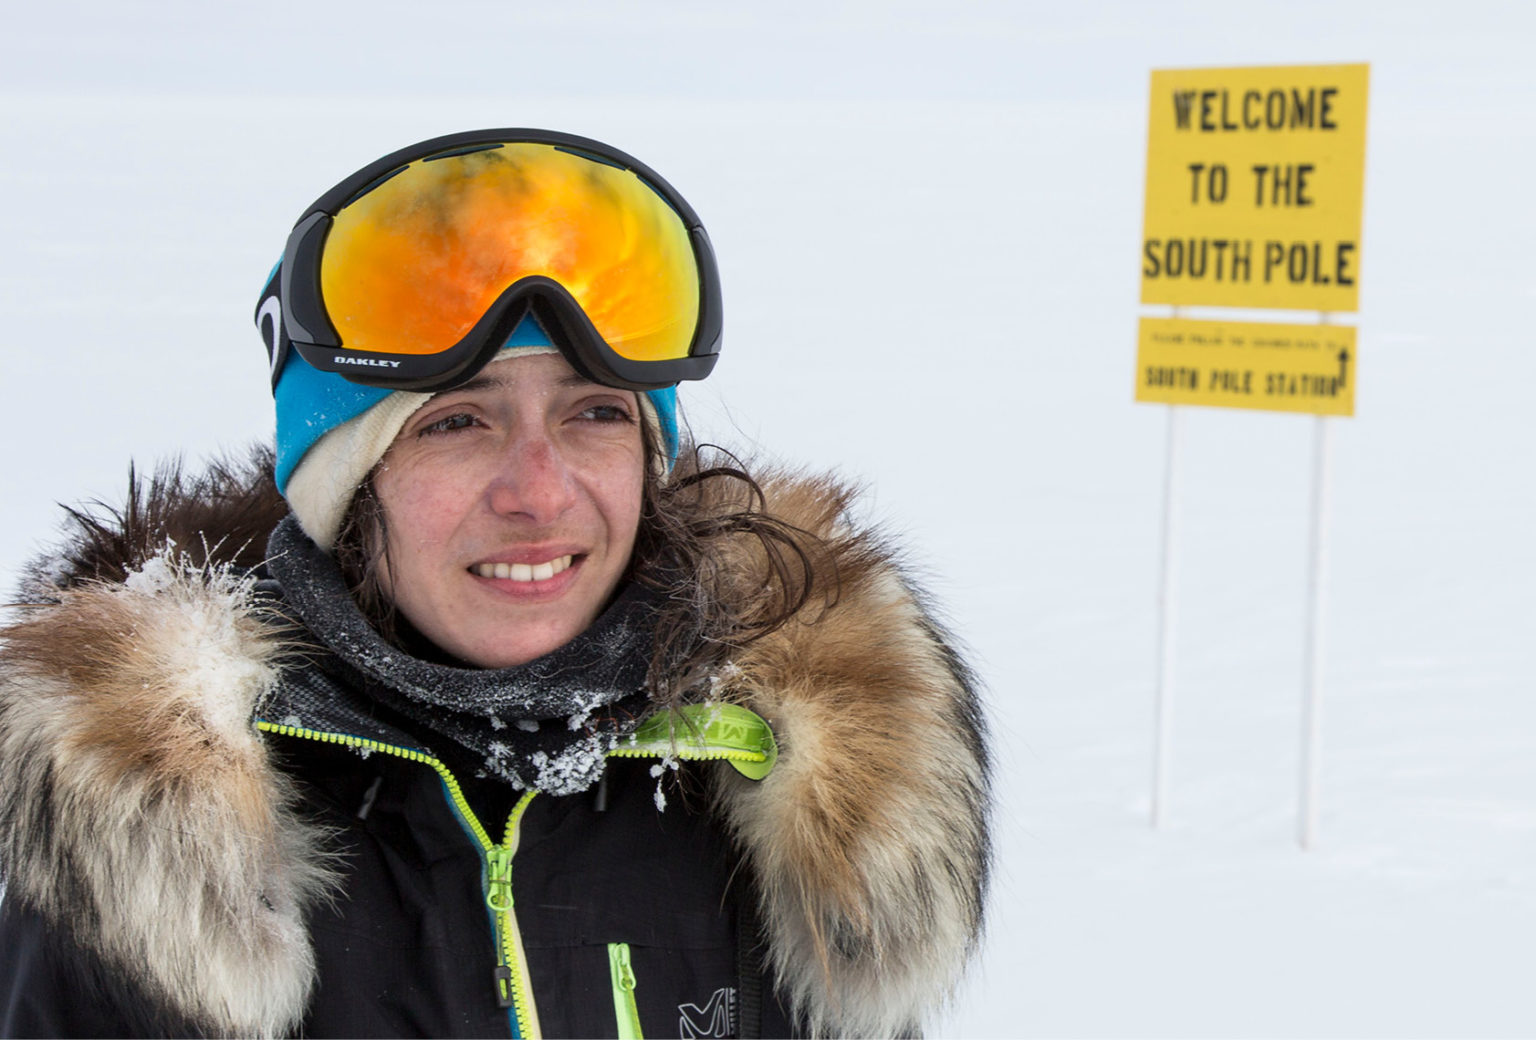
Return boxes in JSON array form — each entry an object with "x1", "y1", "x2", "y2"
[{"x1": 453, "y1": 627, "x2": 583, "y2": 670}]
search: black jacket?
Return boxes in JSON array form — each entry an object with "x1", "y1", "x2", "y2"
[{"x1": 0, "y1": 750, "x2": 791, "y2": 1038}]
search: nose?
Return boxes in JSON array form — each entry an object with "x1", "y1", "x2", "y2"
[{"x1": 485, "y1": 426, "x2": 578, "y2": 524}]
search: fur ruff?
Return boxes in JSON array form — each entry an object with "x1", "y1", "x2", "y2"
[
  {"x1": 0, "y1": 548, "x2": 335, "y2": 1034},
  {"x1": 1, "y1": 448, "x2": 988, "y2": 1038},
  {"x1": 700, "y1": 471, "x2": 990, "y2": 1037}
]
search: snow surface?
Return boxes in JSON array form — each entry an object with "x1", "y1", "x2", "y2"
[{"x1": 3, "y1": 1, "x2": 1534, "y2": 1035}]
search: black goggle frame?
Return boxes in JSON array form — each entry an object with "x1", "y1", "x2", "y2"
[{"x1": 256, "y1": 129, "x2": 722, "y2": 395}]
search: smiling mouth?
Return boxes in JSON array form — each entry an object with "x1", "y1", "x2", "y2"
[{"x1": 471, "y1": 555, "x2": 575, "y2": 582}]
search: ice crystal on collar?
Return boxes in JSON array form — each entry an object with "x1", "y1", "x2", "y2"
[
  {"x1": 525, "y1": 732, "x2": 619, "y2": 796},
  {"x1": 705, "y1": 662, "x2": 743, "y2": 699},
  {"x1": 124, "y1": 550, "x2": 179, "y2": 595},
  {"x1": 649, "y1": 755, "x2": 680, "y2": 813},
  {"x1": 566, "y1": 689, "x2": 609, "y2": 731}
]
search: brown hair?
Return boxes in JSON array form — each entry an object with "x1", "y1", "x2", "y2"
[{"x1": 333, "y1": 414, "x2": 835, "y2": 705}]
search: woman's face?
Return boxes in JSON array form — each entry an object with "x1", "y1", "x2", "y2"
[{"x1": 372, "y1": 351, "x2": 646, "y2": 668}]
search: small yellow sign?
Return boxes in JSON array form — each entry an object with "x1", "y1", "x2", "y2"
[
  {"x1": 1140, "y1": 63, "x2": 1369, "y2": 311},
  {"x1": 1135, "y1": 317, "x2": 1356, "y2": 416}
]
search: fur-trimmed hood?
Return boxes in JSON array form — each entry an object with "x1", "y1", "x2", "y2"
[{"x1": 0, "y1": 447, "x2": 990, "y2": 1038}]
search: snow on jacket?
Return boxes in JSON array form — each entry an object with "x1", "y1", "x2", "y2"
[{"x1": 0, "y1": 448, "x2": 990, "y2": 1038}]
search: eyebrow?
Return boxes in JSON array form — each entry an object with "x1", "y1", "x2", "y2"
[
  {"x1": 441, "y1": 371, "x2": 601, "y2": 397},
  {"x1": 444, "y1": 374, "x2": 509, "y2": 395}
]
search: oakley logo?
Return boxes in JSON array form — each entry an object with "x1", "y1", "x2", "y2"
[
  {"x1": 257, "y1": 296, "x2": 283, "y2": 378},
  {"x1": 677, "y1": 987, "x2": 734, "y2": 1038},
  {"x1": 333, "y1": 356, "x2": 403, "y2": 369}
]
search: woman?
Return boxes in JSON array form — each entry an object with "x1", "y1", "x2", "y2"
[{"x1": 0, "y1": 130, "x2": 990, "y2": 1038}]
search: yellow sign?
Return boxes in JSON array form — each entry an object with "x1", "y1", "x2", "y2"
[
  {"x1": 1136, "y1": 317, "x2": 1356, "y2": 416},
  {"x1": 1140, "y1": 63, "x2": 1369, "y2": 311}
]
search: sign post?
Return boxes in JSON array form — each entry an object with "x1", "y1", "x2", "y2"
[
  {"x1": 1299, "y1": 404, "x2": 1333, "y2": 850},
  {"x1": 1151, "y1": 399, "x2": 1182, "y2": 830},
  {"x1": 1135, "y1": 63, "x2": 1369, "y2": 845}
]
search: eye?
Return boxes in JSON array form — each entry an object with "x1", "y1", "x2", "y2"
[
  {"x1": 578, "y1": 403, "x2": 635, "y2": 424},
  {"x1": 418, "y1": 412, "x2": 482, "y2": 436}
]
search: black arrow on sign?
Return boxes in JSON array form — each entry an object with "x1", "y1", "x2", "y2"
[{"x1": 1338, "y1": 347, "x2": 1351, "y2": 389}]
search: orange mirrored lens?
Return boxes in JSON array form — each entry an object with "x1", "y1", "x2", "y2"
[{"x1": 319, "y1": 143, "x2": 700, "y2": 361}]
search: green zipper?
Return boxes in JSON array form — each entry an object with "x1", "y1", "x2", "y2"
[
  {"x1": 255, "y1": 721, "x2": 542, "y2": 1039},
  {"x1": 488, "y1": 791, "x2": 541, "y2": 1038},
  {"x1": 256, "y1": 705, "x2": 775, "y2": 1040},
  {"x1": 607, "y1": 942, "x2": 644, "y2": 1039}
]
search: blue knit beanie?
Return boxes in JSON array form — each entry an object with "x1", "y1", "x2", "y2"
[{"x1": 274, "y1": 313, "x2": 679, "y2": 549}]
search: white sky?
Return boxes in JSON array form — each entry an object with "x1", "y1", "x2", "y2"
[{"x1": 4, "y1": 2, "x2": 1535, "y2": 1035}]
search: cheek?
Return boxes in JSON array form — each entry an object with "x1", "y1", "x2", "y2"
[
  {"x1": 373, "y1": 462, "x2": 464, "y2": 561},
  {"x1": 602, "y1": 458, "x2": 647, "y2": 547}
]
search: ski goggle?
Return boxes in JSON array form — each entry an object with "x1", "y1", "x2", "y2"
[{"x1": 256, "y1": 129, "x2": 721, "y2": 393}]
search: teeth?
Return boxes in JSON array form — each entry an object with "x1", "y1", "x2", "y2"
[{"x1": 474, "y1": 555, "x2": 573, "y2": 582}]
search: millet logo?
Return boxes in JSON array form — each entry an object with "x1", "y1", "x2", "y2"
[{"x1": 678, "y1": 987, "x2": 735, "y2": 1038}]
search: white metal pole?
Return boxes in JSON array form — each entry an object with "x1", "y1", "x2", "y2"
[
  {"x1": 1299, "y1": 314, "x2": 1335, "y2": 850},
  {"x1": 1151, "y1": 401, "x2": 1183, "y2": 829}
]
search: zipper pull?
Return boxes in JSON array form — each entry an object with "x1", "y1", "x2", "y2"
[
  {"x1": 612, "y1": 942, "x2": 636, "y2": 992},
  {"x1": 486, "y1": 847, "x2": 518, "y2": 1009},
  {"x1": 486, "y1": 845, "x2": 513, "y2": 912},
  {"x1": 609, "y1": 942, "x2": 643, "y2": 1039},
  {"x1": 492, "y1": 965, "x2": 515, "y2": 1009}
]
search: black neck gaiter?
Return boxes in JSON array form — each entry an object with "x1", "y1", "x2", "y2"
[{"x1": 267, "y1": 515, "x2": 658, "y2": 794}]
